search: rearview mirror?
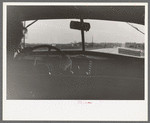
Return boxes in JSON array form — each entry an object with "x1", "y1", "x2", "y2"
[{"x1": 70, "y1": 21, "x2": 90, "y2": 31}]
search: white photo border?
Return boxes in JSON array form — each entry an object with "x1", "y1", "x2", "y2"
[{"x1": 3, "y1": 2, "x2": 148, "y2": 121}]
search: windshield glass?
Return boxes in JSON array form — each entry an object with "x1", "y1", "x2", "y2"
[
  {"x1": 24, "y1": 19, "x2": 144, "y2": 57},
  {"x1": 25, "y1": 19, "x2": 82, "y2": 51},
  {"x1": 84, "y1": 20, "x2": 144, "y2": 57}
]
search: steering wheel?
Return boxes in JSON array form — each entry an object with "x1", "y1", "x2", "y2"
[
  {"x1": 15, "y1": 45, "x2": 72, "y2": 74},
  {"x1": 27, "y1": 45, "x2": 72, "y2": 74},
  {"x1": 27, "y1": 45, "x2": 65, "y2": 63},
  {"x1": 31, "y1": 45, "x2": 65, "y2": 54}
]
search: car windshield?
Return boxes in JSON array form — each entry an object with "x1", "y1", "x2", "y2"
[
  {"x1": 25, "y1": 19, "x2": 82, "y2": 51},
  {"x1": 24, "y1": 19, "x2": 144, "y2": 57}
]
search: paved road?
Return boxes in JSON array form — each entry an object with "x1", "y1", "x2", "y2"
[
  {"x1": 91, "y1": 48, "x2": 119, "y2": 54},
  {"x1": 90, "y1": 48, "x2": 144, "y2": 58}
]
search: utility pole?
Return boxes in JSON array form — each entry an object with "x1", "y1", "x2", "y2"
[{"x1": 92, "y1": 36, "x2": 93, "y2": 47}]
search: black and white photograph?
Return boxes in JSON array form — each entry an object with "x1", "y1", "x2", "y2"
[{"x1": 3, "y1": 2, "x2": 148, "y2": 121}]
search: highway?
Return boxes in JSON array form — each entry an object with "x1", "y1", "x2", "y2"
[
  {"x1": 91, "y1": 48, "x2": 119, "y2": 54},
  {"x1": 90, "y1": 48, "x2": 144, "y2": 58}
]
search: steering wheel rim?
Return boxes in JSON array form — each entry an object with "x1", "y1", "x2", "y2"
[
  {"x1": 15, "y1": 45, "x2": 72, "y2": 74},
  {"x1": 27, "y1": 45, "x2": 67, "y2": 66},
  {"x1": 28, "y1": 45, "x2": 66, "y2": 57}
]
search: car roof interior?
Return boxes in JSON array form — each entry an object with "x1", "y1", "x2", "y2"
[{"x1": 7, "y1": 6, "x2": 144, "y2": 24}]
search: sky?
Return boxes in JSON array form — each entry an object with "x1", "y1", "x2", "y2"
[{"x1": 25, "y1": 19, "x2": 145, "y2": 44}]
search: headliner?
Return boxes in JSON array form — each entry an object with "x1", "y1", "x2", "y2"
[{"x1": 7, "y1": 6, "x2": 145, "y2": 25}]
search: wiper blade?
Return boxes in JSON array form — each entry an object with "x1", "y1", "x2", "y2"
[
  {"x1": 126, "y1": 22, "x2": 145, "y2": 35},
  {"x1": 25, "y1": 20, "x2": 38, "y2": 28}
]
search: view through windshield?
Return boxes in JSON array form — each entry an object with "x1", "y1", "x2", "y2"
[{"x1": 24, "y1": 19, "x2": 144, "y2": 57}]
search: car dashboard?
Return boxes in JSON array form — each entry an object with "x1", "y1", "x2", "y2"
[{"x1": 7, "y1": 52, "x2": 144, "y2": 100}]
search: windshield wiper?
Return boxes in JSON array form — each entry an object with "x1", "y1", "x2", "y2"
[
  {"x1": 126, "y1": 22, "x2": 145, "y2": 35},
  {"x1": 25, "y1": 20, "x2": 38, "y2": 28}
]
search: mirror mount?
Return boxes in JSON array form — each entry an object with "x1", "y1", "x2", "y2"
[
  {"x1": 80, "y1": 18, "x2": 85, "y2": 52},
  {"x1": 70, "y1": 19, "x2": 90, "y2": 52}
]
